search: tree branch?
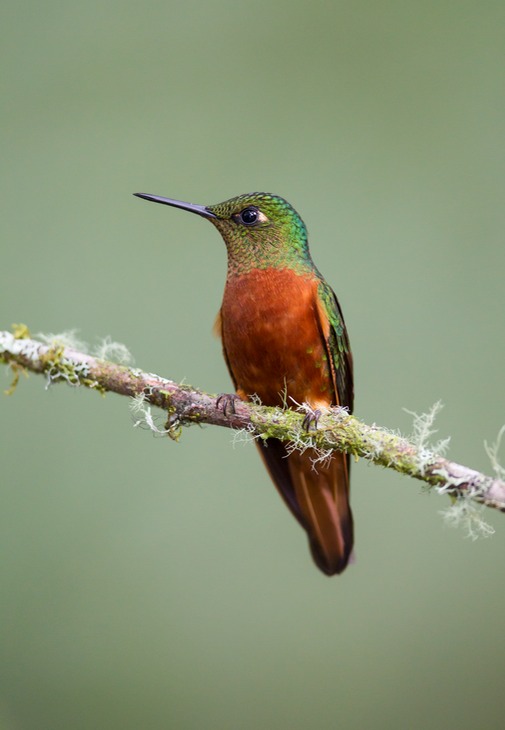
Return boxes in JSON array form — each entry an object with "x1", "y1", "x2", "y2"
[{"x1": 2, "y1": 329, "x2": 504, "y2": 521}]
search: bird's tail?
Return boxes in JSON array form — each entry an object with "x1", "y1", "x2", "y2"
[{"x1": 257, "y1": 439, "x2": 353, "y2": 575}]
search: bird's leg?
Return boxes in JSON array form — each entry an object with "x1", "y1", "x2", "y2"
[
  {"x1": 216, "y1": 392, "x2": 242, "y2": 417},
  {"x1": 302, "y1": 407, "x2": 322, "y2": 432}
]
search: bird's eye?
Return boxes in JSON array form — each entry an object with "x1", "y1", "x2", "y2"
[{"x1": 239, "y1": 207, "x2": 259, "y2": 225}]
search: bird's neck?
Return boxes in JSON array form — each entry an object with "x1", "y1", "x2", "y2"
[{"x1": 225, "y1": 246, "x2": 315, "y2": 279}]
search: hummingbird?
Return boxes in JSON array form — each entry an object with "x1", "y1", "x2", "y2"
[{"x1": 134, "y1": 191, "x2": 354, "y2": 575}]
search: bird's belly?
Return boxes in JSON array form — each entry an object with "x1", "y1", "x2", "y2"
[{"x1": 221, "y1": 269, "x2": 332, "y2": 407}]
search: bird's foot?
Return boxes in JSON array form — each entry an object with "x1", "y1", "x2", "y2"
[
  {"x1": 302, "y1": 408, "x2": 322, "y2": 432},
  {"x1": 216, "y1": 393, "x2": 241, "y2": 417}
]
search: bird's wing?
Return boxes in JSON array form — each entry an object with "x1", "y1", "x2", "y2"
[{"x1": 315, "y1": 280, "x2": 354, "y2": 413}]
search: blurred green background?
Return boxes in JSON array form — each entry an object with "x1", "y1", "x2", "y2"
[{"x1": 1, "y1": 1, "x2": 505, "y2": 728}]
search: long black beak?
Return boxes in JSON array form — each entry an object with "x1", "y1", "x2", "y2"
[{"x1": 134, "y1": 192, "x2": 216, "y2": 219}]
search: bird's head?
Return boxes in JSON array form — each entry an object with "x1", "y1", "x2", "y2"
[{"x1": 134, "y1": 191, "x2": 312, "y2": 274}]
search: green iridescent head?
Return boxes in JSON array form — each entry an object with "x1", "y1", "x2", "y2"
[{"x1": 134, "y1": 191, "x2": 314, "y2": 275}]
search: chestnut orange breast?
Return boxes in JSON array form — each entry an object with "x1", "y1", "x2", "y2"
[{"x1": 220, "y1": 268, "x2": 333, "y2": 408}]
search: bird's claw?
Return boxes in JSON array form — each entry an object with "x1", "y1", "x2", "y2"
[
  {"x1": 216, "y1": 393, "x2": 241, "y2": 417},
  {"x1": 302, "y1": 408, "x2": 322, "y2": 432}
]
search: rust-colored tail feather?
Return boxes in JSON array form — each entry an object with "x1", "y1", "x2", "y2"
[{"x1": 257, "y1": 439, "x2": 353, "y2": 575}]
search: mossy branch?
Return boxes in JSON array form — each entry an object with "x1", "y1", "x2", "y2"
[{"x1": 1, "y1": 329, "x2": 505, "y2": 522}]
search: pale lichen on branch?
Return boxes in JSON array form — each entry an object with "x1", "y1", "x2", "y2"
[{"x1": 1, "y1": 327, "x2": 505, "y2": 532}]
